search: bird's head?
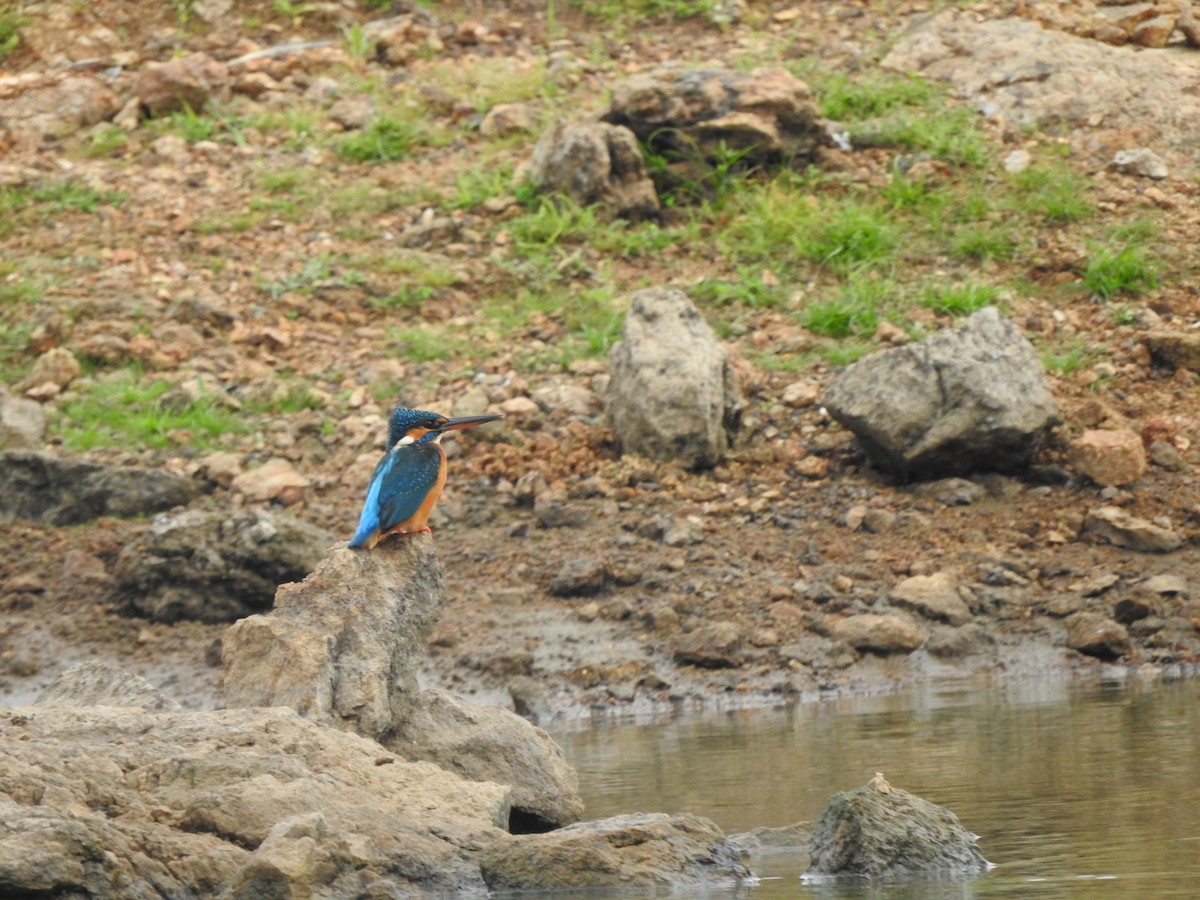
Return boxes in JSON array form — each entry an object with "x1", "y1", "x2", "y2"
[{"x1": 386, "y1": 407, "x2": 503, "y2": 448}]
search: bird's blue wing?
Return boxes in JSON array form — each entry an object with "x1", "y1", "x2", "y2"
[{"x1": 348, "y1": 443, "x2": 442, "y2": 547}]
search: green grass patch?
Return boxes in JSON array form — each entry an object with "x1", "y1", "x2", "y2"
[
  {"x1": 339, "y1": 115, "x2": 430, "y2": 162},
  {"x1": 1041, "y1": 343, "x2": 1093, "y2": 375},
  {"x1": 57, "y1": 371, "x2": 242, "y2": 452},
  {"x1": 800, "y1": 274, "x2": 892, "y2": 338},
  {"x1": 565, "y1": 0, "x2": 726, "y2": 23},
  {"x1": 813, "y1": 71, "x2": 938, "y2": 122},
  {"x1": 0, "y1": 2, "x2": 27, "y2": 62},
  {"x1": 1083, "y1": 242, "x2": 1158, "y2": 300},
  {"x1": 918, "y1": 281, "x2": 999, "y2": 317},
  {"x1": 387, "y1": 325, "x2": 472, "y2": 362},
  {"x1": 1006, "y1": 164, "x2": 1093, "y2": 224},
  {"x1": 79, "y1": 124, "x2": 129, "y2": 158}
]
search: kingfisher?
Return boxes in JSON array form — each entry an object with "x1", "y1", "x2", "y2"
[{"x1": 348, "y1": 406, "x2": 503, "y2": 549}]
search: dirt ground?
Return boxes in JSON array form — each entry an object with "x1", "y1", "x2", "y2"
[{"x1": 1, "y1": 0, "x2": 1198, "y2": 721}]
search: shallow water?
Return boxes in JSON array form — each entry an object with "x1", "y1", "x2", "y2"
[{"x1": 549, "y1": 674, "x2": 1200, "y2": 898}]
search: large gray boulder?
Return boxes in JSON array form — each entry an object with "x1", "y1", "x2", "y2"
[
  {"x1": 525, "y1": 120, "x2": 660, "y2": 219},
  {"x1": 604, "y1": 66, "x2": 832, "y2": 167},
  {"x1": 881, "y1": 10, "x2": 1200, "y2": 146},
  {"x1": 113, "y1": 507, "x2": 334, "y2": 623},
  {"x1": 807, "y1": 775, "x2": 991, "y2": 876},
  {"x1": 0, "y1": 450, "x2": 197, "y2": 525},
  {"x1": 222, "y1": 536, "x2": 583, "y2": 830},
  {"x1": 821, "y1": 307, "x2": 1060, "y2": 479},
  {"x1": 606, "y1": 287, "x2": 743, "y2": 469}
]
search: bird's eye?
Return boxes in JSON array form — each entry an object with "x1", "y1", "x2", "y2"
[{"x1": 433, "y1": 417, "x2": 448, "y2": 428}]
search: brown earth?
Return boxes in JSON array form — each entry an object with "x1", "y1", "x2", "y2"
[{"x1": 1, "y1": 0, "x2": 1199, "y2": 720}]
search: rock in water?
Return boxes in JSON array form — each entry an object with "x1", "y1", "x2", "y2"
[
  {"x1": 606, "y1": 287, "x2": 743, "y2": 469},
  {"x1": 223, "y1": 537, "x2": 584, "y2": 829},
  {"x1": 807, "y1": 775, "x2": 990, "y2": 876},
  {"x1": 821, "y1": 307, "x2": 1059, "y2": 479}
]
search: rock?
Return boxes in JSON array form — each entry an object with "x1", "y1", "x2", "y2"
[
  {"x1": 0, "y1": 75, "x2": 121, "y2": 148},
  {"x1": 831, "y1": 614, "x2": 926, "y2": 654},
  {"x1": 912, "y1": 477, "x2": 986, "y2": 506},
  {"x1": 1068, "y1": 429, "x2": 1147, "y2": 486},
  {"x1": 882, "y1": 11, "x2": 1200, "y2": 137},
  {"x1": 0, "y1": 386, "x2": 45, "y2": 449},
  {"x1": 1111, "y1": 148, "x2": 1168, "y2": 179},
  {"x1": 548, "y1": 556, "x2": 612, "y2": 597},
  {"x1": 35, "y1": 661, "x2": 182, "y2": 711},
  {"x1": 603, "y1": 66, "x2": 831, "y2": 168},
  {"x1": 1065, "y1": 611, "x2": 1131, "y2": 660},
  {"x1": 1142, "y1": 330, "x2": 1200, "y2": 371},
  {"x1": 1181, "y1": 3, "x2": 1200, "y2": 47},
  {"x1": 1130, "y1": 15, "x2": 1176, "y2": 48},
  {"x1": 509, "y1": 675, "x2": 553, "y2": 725},
  {"x1": 0, "y1": 705, "x2": 505, "y2": 897},
  {"x1": 1147, "y1": 440, "x2": 1188, "y2": 471},
  {"x1": 1082, "y1": 506, "x2": 1183, "y2": 553},
  {"x1": 525, "y1": 120, "x2": 660, "y2": 219},
  {"x1": 662, "y1": 516, "x2": 704, "y2": 546},
  {"x1": 1139, "y1": 574, "x2": 1188, "y2": 597},
  {"x1": 480, "y1": 813, "x2": 751, "y2": 890},
  {"x1": 779, "y1": 634, "x2": 858, "y2": 669},
  {"x1": 782, "y1": 381, "x2": 821, "y2": 408},
  {"x1": 606, "y1": 287, "x2": 743, "y2": 469},
  {"x1": 391, "y1": 689, "x2": 583, "y2": 831},
  {"x1": 135, "y1": 52, "x2": 231, "y2": 117},
  {"x1": 14, "y1": 346, "x2": 80, "y2": 396},
  {"x1": 230, "y1": 457, "x2": 311, "y2": 505},
  {"x1": 822, "y1": 308, "x2": 1060, "y2": 479},
  {"x1": 0, "y1": 450, "x2": 197, "y2": 525},
  {"x1": 197, "y1": 450, "x2": 243, "y2": 487},
  {"x1": 1002, "y1": 148, "x2": 1032, "y2": 173},
  {"x1": 223, "y1": 538, "x2": 442, "y2": 732},
  {"x1": 113, "y1": 507, "x2": 332, "y2": 623},
  {"x1": 890, "y1": 572, "x2": 972, "y2": 626},
  {"x1": 480, "y1": 102, "x2": 538, "y2": 137},
  {"x1": 671, "y1": 621, "x2": 745, "y2": 668},
  {"x1": 807, "y1": 775, "x2": 990, "y2": 876}
]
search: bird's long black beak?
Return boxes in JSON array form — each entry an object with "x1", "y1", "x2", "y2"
[{"x1": 438, "y1": 413, "x2": 504, "y2": 432}]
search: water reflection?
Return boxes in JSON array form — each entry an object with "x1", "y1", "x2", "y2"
[{"x1": 550, "y1": 675, "x2": 1200, "y2": 898}]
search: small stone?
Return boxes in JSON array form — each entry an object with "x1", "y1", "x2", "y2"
[
  {"x1": 1147, "y1": 440, "x2": 1187, "y2": 471},
  {"x1": 1068, "y1": 429, "x2": 1147, "y2": 486},
  {"x1": 479, "y1": 102, "x2": 538, "y2": 137},
  {"x1": 230, "y1": 458, "x2": 311, "y2": 505},
  {"x1": 671, "y1": 621, "x2": 744, "y2": 668},
  {"x1": 1111, "y1": 148, "x2": 1168, "y2": 180},
  {"x1": 1002, "y1": 149, "x2": 1031, "y2": 173},
  {"x1": 793, "y1": 456, "x2": 828, "y2": 479},
  {"x1": 1064, "y1": 611, "x2": 1131, "y2": 660},
  {"x1": 0, "y1": 389, "x2": 45, "y2": 449},
  {"x1": 889, "y1": 572, "x2": 972, "y2": 626},
  {"x1": 781, "y1": 381, "x2": 821, "y2": 408},
  {"x1": 1083, "y1": 506, "x2": 1182, "y2": 553},
  {"x1": 1142, "y1": 331, "x2": 1200, "y2": 371},
  {"x1": 1138, "y1": 574, "x2": 1188, "y2": 597},
  {"x1": 873, "y1": 321, "x2": 909, "y2": 345},
  {"x1": 1130, "y1": 17, "x2": 1175, "y2": 50},
  {"x1": 831, "y1": 614, "x2": 926, "y2": 654},
  {"x1": 1070, "y1": 572, "x2": 1121, "y2": 596},
  {"x1": 15, "y1": 347, "x2": 81, "y2": 396},
  {"x1": 198, "y1": 451, "x2": 243, "y2": 487},
  {"x1": 498, "y1": 396, "x2": 539, "y2": 417},
  {"x1": 662, "y1": 517, "x2": 703, "y2": 547},
  {"x1": 548, "y1": 557, "x2": 611, "y2": 597},
  {"x1": 913, "y1": 477, "x2": 985, "y2": 506}
]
